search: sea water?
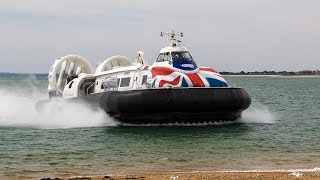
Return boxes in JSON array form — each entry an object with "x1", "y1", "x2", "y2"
[{"x1": 0, "y1": 76, "x2": 319, "y2": 178}]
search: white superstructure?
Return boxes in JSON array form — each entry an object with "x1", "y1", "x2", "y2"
[{"x1": 47, "y1": 31, "x2": 228, "y2": 99}]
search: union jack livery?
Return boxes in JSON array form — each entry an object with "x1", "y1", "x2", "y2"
[
  {"x1": 149, "y1": 32, "x2": 228, "y2": 88},
  {"x1": 150, "y1": 66, "x2": 227, "y2": 88}
]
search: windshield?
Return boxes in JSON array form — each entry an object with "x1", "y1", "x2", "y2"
[
  {"x1": 171, "y1": 51, "x2": 194, "y2": 62},
  {"x1": 156, "y1": 52, "x2": 171, "y2": 62}
]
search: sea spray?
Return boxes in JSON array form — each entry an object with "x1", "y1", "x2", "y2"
[
  {"x1": 238, "y1": 103, "x2": 275, "y2": 124},
  {"x1": 0, "y1": 89, "x2": 118, "y2": 129}
]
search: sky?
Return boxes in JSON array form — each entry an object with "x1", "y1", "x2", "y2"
[{"x1": 0, "y1": 0, "x2": 320, "y2": 73}]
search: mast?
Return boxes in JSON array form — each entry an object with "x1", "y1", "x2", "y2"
[{"x1": 160, "y1": 30, "x2": 184, "y2": 47}]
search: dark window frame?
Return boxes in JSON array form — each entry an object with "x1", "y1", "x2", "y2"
[
  {"x1": 156, "y1": 53, "x2": 165, "y2": 62},
  {"x1": 141, "y1": 75, "x2": 148, "y2": 85},
  {"x1": 120, "y1": 77, "x2": 131, "y2": 87}
]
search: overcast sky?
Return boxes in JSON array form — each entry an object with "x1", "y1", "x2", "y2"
[{"x1": 0, "y1": 0, "x2": 319, "y2": 73}]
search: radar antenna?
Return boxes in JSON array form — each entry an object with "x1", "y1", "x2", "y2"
[{"x1": 160, "y1": 30, "x2": 183, "y2": 47}]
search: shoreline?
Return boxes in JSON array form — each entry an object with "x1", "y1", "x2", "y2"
[
  {"x1": 36, "y1": 170, "x2": 320, "y2": 180},
  {"x1": 3, "y1": 167, "x2": 320, "y2": 179}
]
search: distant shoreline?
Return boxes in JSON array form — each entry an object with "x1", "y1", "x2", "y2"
[
  {"x1": 223, "y1": 74, "x2": 320, "y2": 78},
  {"x1": 224, "y1": 74, "x2": 280, "y2": 77},
  {"x1": 0, "y1": 72, "x2": 48, "y2": 78}
]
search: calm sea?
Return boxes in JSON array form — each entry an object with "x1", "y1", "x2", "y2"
[{"x1": 0, "y1": 76, "x2": 319, "y2": 179}]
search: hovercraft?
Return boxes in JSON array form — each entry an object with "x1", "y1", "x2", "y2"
[{"x1": 39, "y1": 31, "x2": 251, "y2": 124}]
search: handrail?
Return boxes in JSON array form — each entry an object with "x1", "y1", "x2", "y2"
[{"x1": 86, "y1": 82, "x2": 96, "y2": 95}]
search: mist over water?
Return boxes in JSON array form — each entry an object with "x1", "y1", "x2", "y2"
[{"x1": 0, "y1": 84, "x2": 118, "y2": 129}]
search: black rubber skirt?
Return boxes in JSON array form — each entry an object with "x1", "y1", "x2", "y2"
[{"x1": 63, "y1": 87, "x2": 251, "y2": 124}]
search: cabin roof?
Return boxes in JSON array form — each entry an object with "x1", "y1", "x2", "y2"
[{"x1": 159, "y1": 46, "x2": 189, "y2": 54}]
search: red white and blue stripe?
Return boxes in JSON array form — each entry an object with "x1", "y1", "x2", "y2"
[{"x1": 150, "y1": 66, "x2": 228, "y2": 88}]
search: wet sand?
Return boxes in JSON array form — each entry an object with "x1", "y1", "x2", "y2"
[{"x1": 41, "y1": 171, "x2": 320, "y2": 180}]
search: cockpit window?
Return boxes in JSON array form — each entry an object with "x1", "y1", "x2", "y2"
[
  {"x1": 156, "y1": 53, "x2": 165, "y2": 62},
  {"x1": 163, "y1": 52, "x2": 171, "y2": 61},
  {"x1": 156, "y1": 52, "x2": 171, "y2": 62},
  {"x1": 171, "y1": 51, "x2": 194, "y2": 62}
]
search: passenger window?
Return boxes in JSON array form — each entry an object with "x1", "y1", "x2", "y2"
[
  {"x1": 141, "y1": 75, "x2": 148, "y2": 85},
  {"x1": 120, "y1": 77, "x2": 130, "y2": 87}
]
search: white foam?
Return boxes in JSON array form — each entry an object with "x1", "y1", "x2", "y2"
[
  {"x1": 238, "y1": 103, "x2": 275, "y2": 124},
  {"x1": 189, "y1": 167, "x2": 320, "y2": 173},
  {"x1": 221, "y1": 167, "x2": 320, "y2": 172},
  {"x1": 0, "y1": 89, "x2": 118, "y2": 129},
  {"x1": 289, "y1": 172, "x2": 303, "y2": 177}
]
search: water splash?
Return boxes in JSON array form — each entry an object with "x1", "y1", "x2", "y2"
[
  {"x1": 0, "y1": 89, "x2": 118, "y2": 129},
  {"x1": 238, "y1": 103, "x2": 275, "y2": 124}
]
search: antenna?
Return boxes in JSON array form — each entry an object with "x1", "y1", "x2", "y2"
[{"x1": 160, "y1": 30, "x2": 184, "y2": 47}]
